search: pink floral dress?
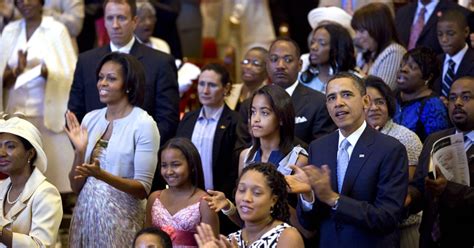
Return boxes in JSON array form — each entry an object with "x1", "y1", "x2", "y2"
[{"x1": 151, "y1": 191, "x2": 202, "y2": 247}]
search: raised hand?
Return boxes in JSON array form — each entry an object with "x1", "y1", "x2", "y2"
[
  {"x1": 285, "y1": 165, "x2": 311, "y2": 194},
  {"x1": 195, "y1": 223, "x2": 236, "y2": 248},
  {"x1": 74, "y1": 159, "x2": 102, "y2": 179},
  {"x1": 195, "y1": 223, "x2": 218, "y2": 248},
  {"x1": 203, "y1": 190, "x2": 229, "y2": 212},
  {"x1": 65, "y1": 110, "x2": 88, "y2": 153}
]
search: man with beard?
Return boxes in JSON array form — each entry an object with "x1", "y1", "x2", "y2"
[{"x1": 409, "y1": 76, "x2": 474, "y2": 247}]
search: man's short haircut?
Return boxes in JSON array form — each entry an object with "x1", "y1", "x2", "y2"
[
  {"x1": 439, "y1": 9, "x2": 468, "y2": 30},
  {"x1": 269, "y1": 37, "x2": 301, "y2": 58},
  {"x1": 103, "y1": 0, "x2": 137, "y2": 16},
  {"x1": 328, "y1": 72, "x2": 366, "y2": 95},
  {"x1": 132, "y1": 227, "x2": 172, "y2": 248}
]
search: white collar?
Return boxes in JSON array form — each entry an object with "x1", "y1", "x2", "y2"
[
  {"x1": 284, "y1": 80, "x2": 299, "y2": 96},
  {"x1": 110, "y1": 36, "x2": 136, "y2": 54},
  {"x1": 445, "y1": 44, "x2": 469, "y2": 66},
  {"x1": 338, "y1": 121, "x2": 367, "y2": 148}
]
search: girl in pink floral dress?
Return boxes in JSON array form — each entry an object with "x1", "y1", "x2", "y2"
[{"x1": 145, "y1": 138, "x2": 219, "y2": 247}]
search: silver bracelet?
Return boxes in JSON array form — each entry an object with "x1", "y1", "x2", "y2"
[{"x1": 221, "y1": 199, "x2": 237, "y2": 216}]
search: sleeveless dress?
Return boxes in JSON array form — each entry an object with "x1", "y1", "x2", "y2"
[
  {"x1": 69, "y1": 139, "x2": 145, "y2": 247},
  {"x1": 244, "y1": 146, "x2": 308, "y2": 175},
  {"x1": 228, "y1": 223, "x2": 291, "y2": 248},
  {"x1": 151, "y1": 191, "x2": 202, "y2": 247}
]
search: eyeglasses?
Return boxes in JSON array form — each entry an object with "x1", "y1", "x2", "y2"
[
  {"x1": 448, "y1": 94, "x2": 473, "y2": 103},
  {"x1": 241, "y1": 59, "x2": 264, "y2": 67}
]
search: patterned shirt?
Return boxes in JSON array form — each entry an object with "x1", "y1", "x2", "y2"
[
  {"x1": 394, "y1": 93, "x2": 450, "y2": 142},
  {"x1": 381, "y1": 119, "x2": 423, "y2": 166}
]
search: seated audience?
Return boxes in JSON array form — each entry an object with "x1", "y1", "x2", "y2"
[
  {"x1": 145, "y1": 138, "x2": 219, "y2": 247},
  {"x1": 364, "y1": 76, "x2": 423, "y2": 247},
  {"x1": 66, "y1": 53, "x2": 160, "y2": 247},
  {"x1": 226, "y1": 47, "x2": 269, "y2": 111},
  {"x1": 0, "y1": 0, "x2": 76, "y2": 193},
  {"x1": 0, "y1": 116, "x2": 62, "y2": 247},
  {"x1": 394, "y1": 47, "x2": 450, "y2": 142},
  {"x1": 433, "y1": 9, "x2": 474, "y2": 99},
  {"x1": 351, "y1": 3, "x2": 406, "y2": 89},
  {"x1": 195, "y1": 163, "x2": 305, "y2": 248},
  {"x1": 133, "y1": 227, "x2": 172, "y2": 248},
  {"x1": 409, "y1": 76, "x2": 474, "y2": 247},
  {"x1": 300, "y1": 22, "x2": 356, "y2": 93}
]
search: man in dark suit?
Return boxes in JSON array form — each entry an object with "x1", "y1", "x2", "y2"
[
  {"x1": 237, "y1": 37, "x2": 335, "y2": 148},
  {"x1": 296, "y1": 72, "x2": 408, "y2": 247},
  {"x1": 409, "y1": 76, "x2": 474, "y2": 247},
  {"x1": 68, "y1": 0, "x2": 179, "y2": 145},
  {"x1": 395, "y1": 0, "x2": 473, "y2": 55}
]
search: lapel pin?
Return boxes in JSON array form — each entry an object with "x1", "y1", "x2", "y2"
[
  {"x1": 359, "y1": 154, "x2": 365, "y2": 158},
  {"x1": 220, "y1": 125, "x2": 226, "y2": 129}
]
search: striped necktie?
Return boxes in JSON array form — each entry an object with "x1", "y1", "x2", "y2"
[{"x1": 442, "y1": 59, "x2": 456, "y2": 97}]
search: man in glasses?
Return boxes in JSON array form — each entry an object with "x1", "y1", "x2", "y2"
[{"x1": 409, "y1": 76, "x2": 474, "y2": 247}]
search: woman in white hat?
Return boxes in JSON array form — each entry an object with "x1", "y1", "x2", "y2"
[{"x1": 0, "y1": 115, "x2": 63, "y2": 247}]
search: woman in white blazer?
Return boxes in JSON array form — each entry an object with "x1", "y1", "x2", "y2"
[{"x1": 0, "y1": 115, "x2": 62, "y2": 247}]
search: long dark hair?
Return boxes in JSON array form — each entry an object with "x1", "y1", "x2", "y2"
[
  {"x1": 158, "y1": 138, "x2": 205, "y2": 190},
  {"x1": 351, "y1": 3, "x2": 398, "y2": 62},
  {"x1": 238, "y1": 162, "x2": 290, "y2": 222},
  {"x1": 247, "y1": 85, "x2": 295, "y2": 161},
  {"x1": 313, "y1": 23, "x2": 356, "y2": 72}
]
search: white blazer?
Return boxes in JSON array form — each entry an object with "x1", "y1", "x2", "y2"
[{"x1": 0, "y1": 168, "x2": 63, "y2": 247}]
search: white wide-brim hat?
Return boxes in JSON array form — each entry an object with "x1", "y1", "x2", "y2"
[
  {"x1": 0, "y1": 116, "x2": 47, "y2": 173},
  {"x1": 307, "y1": 6, "x2": 354, "y2": 35}
]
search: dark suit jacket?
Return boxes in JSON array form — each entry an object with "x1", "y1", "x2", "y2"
[
  {"x1": 395, "y1": 1, "x2": 473, "y2": 55},
  {"x1": 236, "y1": 83, "x2": 335, "y2": 149},
  {"x1": 175, "y1": 105, "x2": 241, "y2": 197},
  {"x1": 410, "y1": 128, "x2": 474, "y2": 248},
  {"x1": 298, "y1": 126, "x2": 409, "y2": 248},
  {"x1": 433, "y1": 48, "x2": 474, "y2": 96},
  {"x1": 68, "y1": 40, "x2": 180, "y2": 145}
]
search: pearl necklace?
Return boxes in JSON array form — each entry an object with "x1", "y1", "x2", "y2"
[{"x1": 6, "y1": 184, "x2": 21, "y2": 205}]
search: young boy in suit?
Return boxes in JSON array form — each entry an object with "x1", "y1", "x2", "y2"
[{"x1": 434, "y1": 9, "x2": 474, "y2": 100}]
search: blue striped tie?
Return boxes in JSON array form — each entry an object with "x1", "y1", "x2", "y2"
[
  {"x1": 337, "y1": 139, "x2": 350, "y2": 193},
  {"x1": 442, "y1": 59, "x2": 455, "y2": 97}
]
